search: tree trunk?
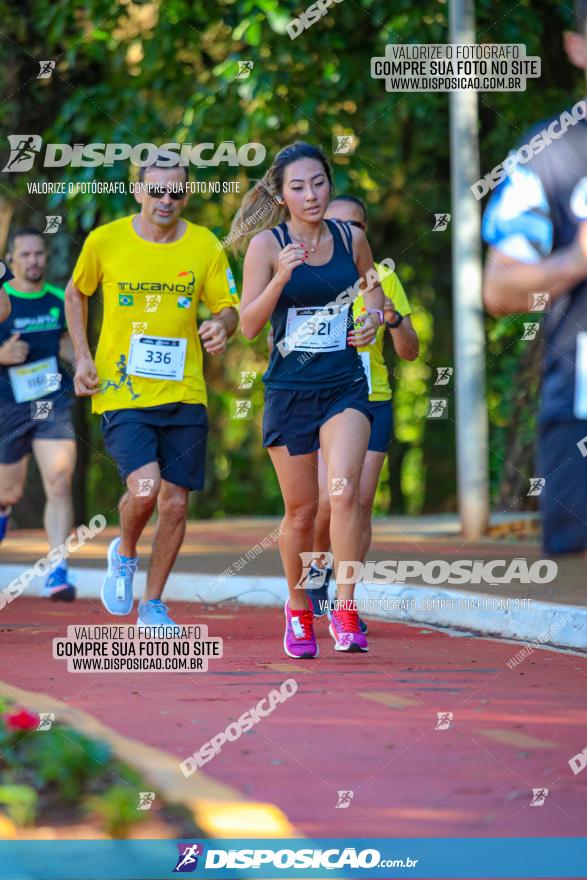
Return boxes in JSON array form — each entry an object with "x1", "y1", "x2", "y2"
[
  {"x1": 0, "y1": 197, "x2": 15, "y2": 253},
  {"x1": 495, "y1": 336, "x2": 543, "y2": 510}
]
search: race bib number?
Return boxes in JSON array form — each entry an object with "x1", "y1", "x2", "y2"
[
  {"x1": 574, "y1": 332, "x2": 587, "y2": 418},
  {"x1": 284, "y1": 305, "x2": 349, "y2": 353},
  {"x1": 127, "y1": 335, "x2": 187, "y2": 381},
  {"x1": 359, "y1": 352, "x2": 372, "y2": 395},
  {"x1": 8, "y1": 356, "x2": 58, "y2": 403}
]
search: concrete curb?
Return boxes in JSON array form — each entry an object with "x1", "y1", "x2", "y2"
[{"x1": 2, "y1": 564, "x2": 586, "y2": 652}]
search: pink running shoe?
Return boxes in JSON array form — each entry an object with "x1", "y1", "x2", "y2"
[
  {"x1": 329, "y1": 608, "x2": 369, "y2": 652},
  {"x1": 283, "y1": 599, "x2": 319, "y2": 659}
]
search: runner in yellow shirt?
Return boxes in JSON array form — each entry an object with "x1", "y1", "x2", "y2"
[
  {"x1": 65, "y1": 160, "x2": 239, "y2": 630},
  {"x1": 306, "y1": 195, "x2": 419, "y2": 627}
]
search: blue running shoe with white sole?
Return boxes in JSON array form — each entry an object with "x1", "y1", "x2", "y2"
[
  {"x1": 0, "y1": 507, "x2": 11, "y2": 544},
  {"x1": 306, "y1": 564, "x2": 332, "y2": 617},
  {"x1": 43, "y1": 565, "x2": 76, "y2": 602},
  {"x1": 101, "y1": 537, "x2": 137, "y2": 616},
  {"x1": 137, "y1": 599, "x2": 181, "y2": 635}
]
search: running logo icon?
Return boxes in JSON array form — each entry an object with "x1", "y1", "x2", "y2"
[
  {"x1": 136, "y1": 479, "x2": 155, "y2": 498},
  {"x1": 232, "y1": 400, "x2": 252, "y2": 419},
  {"x1": 239, "y1": 371, "x2": 256, "y2": 389},
  {"x1": 100, "y1": 354, "x2": 140, "y2": 401},
  {"x1": 44, "y1": 216, "x2": 62, "y2": 234},
  {"x1": 173, "y1": 843, "x2": 203, "y2": 872},
  {"x1": 329, "y1": 477, "x2": 348, "y2": 496},
  {"x1": 427, "y1": 398, "x2": 448, "y2": 419},
  {"x1": 333, "y1": 134, "x2": 356, "y2": 155},
  {"x1": 37, "y1": 60, "x2": 55, "y2": 79},
  {"x1": 433, "y1": 213, "x2": 451, "y2": 231},
  {"x1": 137, "y1": 791, "x2": 155, "y2": 810},
  {"x1": 37, "y1": 713, "x2": 55, "y2": 731},
  {"x1": 527, "y1": 477, "x2": 545, "y2": 497},
  {"x1": 529, "y1": 292, "x2": 550, "y2": 312},
  {"x1": 435, "y1": 712, "x2": 453, "y2": 730},
  {"x1": 32, "y1": 400, "x2": 53, "y2": 421},
  {"x1": 434, "y1": 367, "x2": 453, "y2": 386},
  {"x1": 530, "y1": 788, "x2": 548, "y2": 806},
  {"x1": 236, "y1": 61, "x2": 254, "y2": 79},
  {"x1": 522, "y1": 322, "x2": 539, "y2": 341},
  {"x1": 145, "y1": 295, "x2": 161, "y2": 313},
  {"x1": 298, "y1": 552, "x2": 333, "y2": 588},
  {"x1": 45, "y1": 372, "x2": 62, "y2": 392},
  {"x1": 335, "y1": 790, "x2": 354, "y2": 809},
  {"x1": 3, "y1": 135, "x2": 42, "y2": 172}
]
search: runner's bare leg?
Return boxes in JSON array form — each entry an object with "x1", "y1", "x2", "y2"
[
  {"x1": 34, "y1": 439, "x2": 76, "y2": 549},
  {"x1": 144, "y1": 479, "x2": 189, "y2": 601},
  {"x1": 119, "y1": 462, "x2": 160, "y2": 558}
]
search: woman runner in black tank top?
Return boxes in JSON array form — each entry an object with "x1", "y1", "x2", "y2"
[{"x1": 231, "y1": 142, "x2": 384, "y2": 659}]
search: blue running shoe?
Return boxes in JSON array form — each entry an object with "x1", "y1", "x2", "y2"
[
  {"x1": 101, "y1": 537, "x2": 137, "y2": 616},
  {"x1": 306, "y1": 564, "x2": 332, "y2": 617},
  {"x1": 0, "y1": 507, "x2": 11, "y2": 544},
  {"x1": 43, "y1": 564, "x2": 76, "y2": 602},
  {"x1": 137, "y1": 599, "x2": 181, "y2": 635}
]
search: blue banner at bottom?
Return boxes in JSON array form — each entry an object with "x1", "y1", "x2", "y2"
[{"x1": 0, "y1": 838, "x2": 585, "y2": 879}]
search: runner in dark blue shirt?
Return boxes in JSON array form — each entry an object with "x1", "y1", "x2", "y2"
[
  {"x1": 483, "y1": 2, "x2": 587, "y2": 554},
  {"x1": 233, "y1": 142, "x2": 384, "y2": 657},
  {"x1": 0, "y1": 228, "x2": 76, "y2": 599}
]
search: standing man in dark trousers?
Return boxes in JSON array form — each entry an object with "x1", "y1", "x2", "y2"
[{"x1": 483, "y1": 2, "x2": 587, "y2": 555}]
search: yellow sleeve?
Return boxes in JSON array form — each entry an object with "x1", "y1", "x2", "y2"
[
  {"x1": 201, "y1": 235, "x2": 240, "y2": 313},
  {"x1": 72, "y1": 231, "x2": 103, "y2": 296},
  {"x1": 382, "y1": 272, "x2": 412, "y2": 317}
]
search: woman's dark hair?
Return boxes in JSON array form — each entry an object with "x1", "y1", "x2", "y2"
[{"x1": 229, "y1": 141, "x2": 333, "y2": 253}]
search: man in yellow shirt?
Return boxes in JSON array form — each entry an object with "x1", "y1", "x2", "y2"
[
  {"x1": 307, "y1": 195, "x2": 419, "y2": 626},
  {"x1": 65, "y1": 161, "x2": 238, "y2": 630}
]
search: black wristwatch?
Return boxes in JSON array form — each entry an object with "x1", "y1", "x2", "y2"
[{"x1": 385, "y1": 311, "x2": 403, "y2": 329}]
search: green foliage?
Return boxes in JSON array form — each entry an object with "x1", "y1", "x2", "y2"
[
  {"x1": 86, "y1": 784, "x2": 148, "y2": 838},
  {"x1": 1, "y1": 0, "x2": 579, "y2": 515},
  {"x1": 0, "y1": 706, "x2": 157, "y2": 836},
  {"x1": 0, "y1": 785, "x2": 37, "y2": 827},
  {"x1": 21, "y1": 727, "x2": 111, "y2": 803}
]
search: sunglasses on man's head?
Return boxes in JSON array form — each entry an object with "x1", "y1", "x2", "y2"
[
  {"x1": 347, "y1": 219, "x2": 365, "y2": 230},
  {"x1": 144, "y1": 184, "x2": 187, "y2": 200}
]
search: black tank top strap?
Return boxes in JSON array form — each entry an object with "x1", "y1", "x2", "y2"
[
  {"x1": 326, "y1": 218, "x2": 353, "y2": 255},
  {"x1": 270, "y1": 223, "x2": 288, "y2": 248}
]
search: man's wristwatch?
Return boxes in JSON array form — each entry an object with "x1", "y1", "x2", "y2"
[
  {"x1": 367, "y1": 309, "x2": 384, "y2": 324},
  {"x1": 385, "y1": 311, "x2": 404, "y2": 329}
]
